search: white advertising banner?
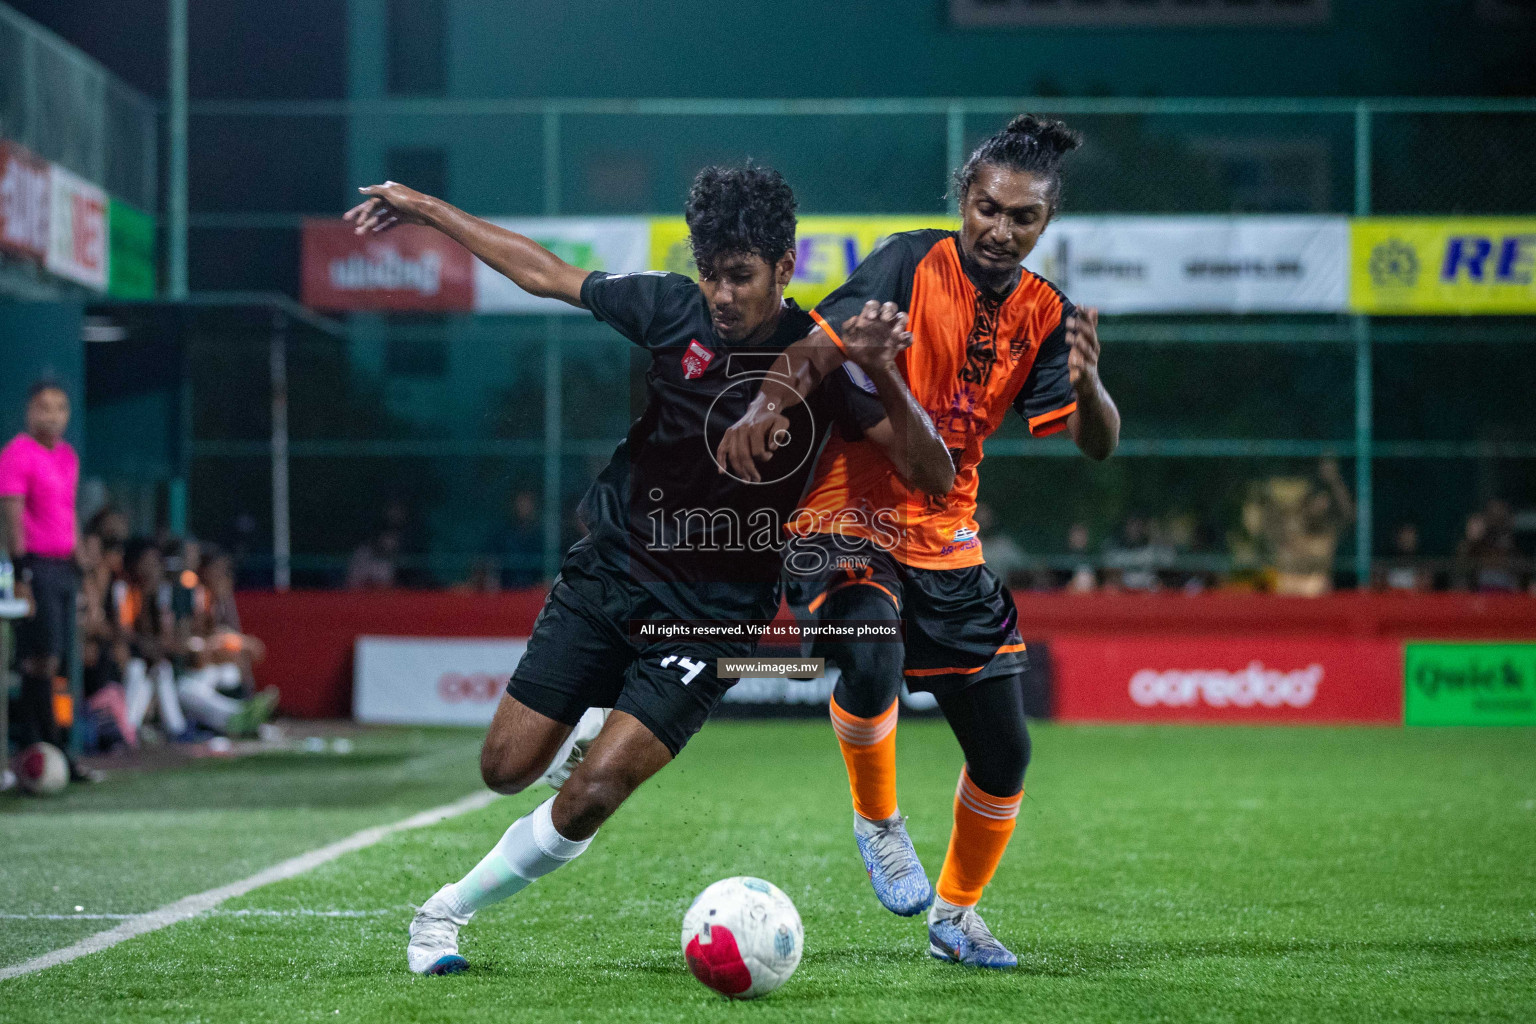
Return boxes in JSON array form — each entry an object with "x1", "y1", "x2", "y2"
[
  {"x1": 1024, "y1": 216, "x2": 1349, "y2": 313},
  {"x1": 474, "y1": 217, "x2": 651, "y2": 313},
  {"x1": 354, "y1": 636, "x2": 528, "y2": 725},
  {"x1": 44, "y1": 164, "x2": 108, "y2": 291}
]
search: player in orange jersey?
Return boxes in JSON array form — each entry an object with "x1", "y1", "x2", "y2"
[{"x1": 718, "y1": 115, "x2": 1120, "y2": 967}]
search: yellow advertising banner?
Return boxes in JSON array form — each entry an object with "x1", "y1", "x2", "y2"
[
  {"x1": 649, "y1": 216, "x2": 952, "y2": 310},
  {"x1": 1351, "y1": 218, "x2": 1536, "y2": 314}
]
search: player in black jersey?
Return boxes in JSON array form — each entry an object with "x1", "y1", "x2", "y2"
[{"x1": 345, "y1": 166, "x2": 954, "y2": 974}]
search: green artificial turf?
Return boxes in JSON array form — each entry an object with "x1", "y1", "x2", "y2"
[{"x1": 2, "y1": 722, "x2": 1533, "y2": 1023}]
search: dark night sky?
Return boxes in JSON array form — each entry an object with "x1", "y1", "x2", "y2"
[{"x1": 7, "y1": 0, "x2": 346, "y2": 99}]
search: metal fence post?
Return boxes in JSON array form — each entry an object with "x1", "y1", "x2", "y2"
[
  {"x1": 167, "y1": 0, "x2": 189, "y2": 299},
  {"x1": 270, "y1": 311, "x2": 291, "y2": 591},
  {"x1": 542, "y1": 107, "x2": 561, "y2": 218},
  {"x1": 1353, "y1": 102, "x2": 1373, "y2": 586},
  {"x1": 543, "y1": 317, "x2": 563, "y2": 581},
  {"x1": 1353, "y1": 315, "x2": 1373, "y2": 587},
  {"x1": 20, "y1": 26, "x2": 35, "y2": 150},
  {"x1": 541, "y1": 107, "x2": 564, "y2": 580},
  {"x1": 946, "y1": 103, "x2": 966, "y2": 213}
]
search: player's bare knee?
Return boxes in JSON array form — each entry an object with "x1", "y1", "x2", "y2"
[
  {"x1": 557, "y1": 767, "x2": 632, "y2": 833},
  {"x1": 478, "y1": 739, "x2": 542, "y2": 794}
]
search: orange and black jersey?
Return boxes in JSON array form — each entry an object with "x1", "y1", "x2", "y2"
[{"x1": 796, "y1": 229, "x2": 1077, "y2": 569}]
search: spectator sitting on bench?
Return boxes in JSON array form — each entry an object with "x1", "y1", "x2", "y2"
[
  {"x1": 116, "y1": 539, "x2": 188, "y2": 740},
  {"x1": 176, "y1": 547, "x2": 278, "y2": 738}
]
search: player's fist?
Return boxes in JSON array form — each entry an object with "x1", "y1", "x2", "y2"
[
  {"x1": 344, "y1": 182, "x2": 433, "y2": 235},
  {"x1": 715, "y1": 402, "x2": 793, "y2": 483},
  {"x1": 839, "y1": 300, "x2": 912, "y2": 374},
  {"x1": 1066, "y1": 306, "x2": 1101, "y2": 391}
]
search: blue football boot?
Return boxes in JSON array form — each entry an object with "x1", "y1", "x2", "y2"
[
  {"x1": 853, "y1": 812, "x2": 934, "y2": 917},
  {"x1": 927, "y1": 897, "x2": 1018, "y2": 969}
]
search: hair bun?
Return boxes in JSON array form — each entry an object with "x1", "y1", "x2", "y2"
[{"x1": 1002, "y1": 114, "x2": 1083, "y2": 156}]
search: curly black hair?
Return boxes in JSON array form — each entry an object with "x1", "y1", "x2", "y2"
[
  {"x1": 953, "y1": 114, "x2": 1083, "y2": 210},
  {"x1": 684, "y1": 163, "x2": 798, "y2": 277}
]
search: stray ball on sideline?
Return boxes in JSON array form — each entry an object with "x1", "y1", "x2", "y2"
[
  {"x1": 14, "y1": 742, "x2": 68, "y2": 797},
  {"x1": 681, "y1": 876, "x2": 803, "y2": 999}
]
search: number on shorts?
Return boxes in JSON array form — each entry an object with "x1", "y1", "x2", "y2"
[{"x1": 659, "y1": 654, "x2": 706, "y2": 685}]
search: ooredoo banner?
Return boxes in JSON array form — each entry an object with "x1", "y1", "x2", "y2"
[
  {"x1": 302, "y1": 219, "x2": 477, "y2": 311},
  {"x1": 354, "y1": 636, "x2": 527, "y2": 725},
  {"x1": 1024, "y1": 216, "x2": 1350, "y2": 313},
  {"x1": 1052, "y1": 636, "x2": 1402, "y2": 724},
  {"x1": 353, "y1": 635, "x2": 962, "y2": 724}
]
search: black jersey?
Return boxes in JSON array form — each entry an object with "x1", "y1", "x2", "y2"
[{"x1": 562, "y1": 270, "x2": 887, "y2": 623}]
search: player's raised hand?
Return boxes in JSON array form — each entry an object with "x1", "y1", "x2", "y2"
[
  {"x1": 344, "y1": 181, "x2": 434, "y2": 235},
  {"x1": 1066, "y1": 306, "x2": 1101, "y2": 391},
  {"x1": 839, "y1": 301, "x2": 912, "y2": 374}
]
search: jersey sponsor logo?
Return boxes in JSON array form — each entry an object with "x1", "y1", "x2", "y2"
[
  {"x1": 1128, "y1": 661, "x2": 1323, "y2": 709},
  {"x1": 938, "y1": 537, "x2": 980, "y2": 557},
  {"x1": 930, "y1": 390, "x2": 988, "y2": 448},
  {"x1": 951, "y1": 526, "x2": 977, "y2": 543},
  {"x1": 682, "y1": 338, "x2": 715, "y2": 379}
]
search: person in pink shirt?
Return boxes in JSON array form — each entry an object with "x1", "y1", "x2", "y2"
[{"x1": 0, "y1": 381, "x2": 94, "y2": 782}]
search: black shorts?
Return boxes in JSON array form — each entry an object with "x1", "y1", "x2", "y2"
[
  {"x1": 15, "y1": 556, "x2": 78, "y2": 667},
  {"x1": 506, "y1": 573, "x2": 753, "y2": 756},
  {"x1": 783, "y1": 534, "x2": 1026, "y2": 695}
]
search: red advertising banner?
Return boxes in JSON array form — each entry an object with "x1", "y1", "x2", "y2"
[
  {"x1": 302, "y1": 218, "x2": 475, "y2": 311},
  {"x1": 0, "y1": 140, "x2": 51, "y2": 262},
  {"x1": 1052, "y1": 636, "x2": 1403, "y2": 724}
]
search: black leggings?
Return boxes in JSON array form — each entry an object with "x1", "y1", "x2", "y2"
[{"x1": 820, "y1": 585, "x2": 1031, "y2": 800}]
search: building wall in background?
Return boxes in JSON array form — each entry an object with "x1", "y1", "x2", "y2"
[
  {"x1": 0, "y1": 300, "x2": 84, "y2": 449},
  {"x1": 351, "y1": 0, "x2": 1533, "y2": 103}
]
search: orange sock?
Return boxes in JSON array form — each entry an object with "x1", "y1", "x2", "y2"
[
  {"x1": 936, "y1": 766, "x2": 1022, "y2": 907},
  {"x1": 829, "y1": 695, "x2": 899, "y2": 822}
]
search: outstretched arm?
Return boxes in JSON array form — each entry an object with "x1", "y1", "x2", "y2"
[
  {"x1": 1064, "y1": 308, "x2": 1120, "y2": 461},
  {"x1": 345, "y1": 182, "x2": 590, "y2": 307}
]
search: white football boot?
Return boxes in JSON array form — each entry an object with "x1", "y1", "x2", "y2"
[
  {"x1": 407, "y1": 884, "x2": 472, "y2": 975},
  {"x1": 538, "y1": 707, "x2": 610, "y2": 790}
]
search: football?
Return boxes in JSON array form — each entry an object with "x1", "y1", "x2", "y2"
[
  {"x1": 14, "y1": 742, "x2": 69, "y2": 797},
  {"x1": 681, "y1": 876, "x2": 803, "y2": 999}
]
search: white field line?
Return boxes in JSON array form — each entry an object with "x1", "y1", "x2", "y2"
[
  {"x1": 0, "y1": 790, "x2": 498, "y2": 982},
  {"x1": 0, "y1": 908, "x2": 405, "y2": 921}
]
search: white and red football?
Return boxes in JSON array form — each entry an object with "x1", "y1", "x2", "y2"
[
  {"x1": 14, "y1": 741, "x2": 68, "y2": 797},
  {"x1": 681, "y1": 876, "x2": 803, "y2": 999}
]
